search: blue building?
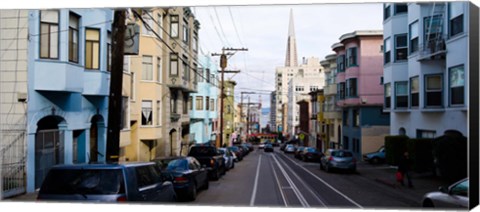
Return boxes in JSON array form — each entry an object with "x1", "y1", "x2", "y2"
[
  {"x1": 24, "y1": 9, "x2": 113, "y2": 193},
  {"x1": 190, "y1": 55, "x2": 219, "y2": 144}
]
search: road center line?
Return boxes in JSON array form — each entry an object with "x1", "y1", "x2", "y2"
[
  {"x1": 250, "y1": 154, "x2": 262, "y2": 206},
  {"x1": 269, "y1": 155, "x2": 288, "y2": 207},
  {"x1": 279, "y1": 153, "x2": 364, "y2": 209}
]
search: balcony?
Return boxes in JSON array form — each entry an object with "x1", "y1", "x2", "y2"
[
  {"x1": 171, "y1": 113, "x2": 181, "y2": 122},
  {"x1": 418, "y1": 38, "x2": 447, "y2": 61},
  {"x1": 83, "y1": 70, "x2": 110, "y2": 96},
  {"x1": 33, "y1": 61, "x2": 83, "y2": 93}
]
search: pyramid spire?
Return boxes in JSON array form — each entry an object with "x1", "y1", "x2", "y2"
[{"x1": 285, "y1": 9, "x2": 298, "y2": 67}]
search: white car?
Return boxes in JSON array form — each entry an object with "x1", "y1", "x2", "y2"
[
  {"x1": 422, "y1": 178, "x2": 468, "y2": 208},
  {"x1": 258, "y1": 143, "x2": 265, "y2": 149}
]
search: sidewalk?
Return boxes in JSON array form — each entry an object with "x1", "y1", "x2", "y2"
[{"x1": 356, "y1": 162, "x2": 450, "y2": 206}]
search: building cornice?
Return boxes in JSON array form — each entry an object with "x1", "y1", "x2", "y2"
[{"x1": 339, "y1": 30, "x2": 383, "y2": 43}]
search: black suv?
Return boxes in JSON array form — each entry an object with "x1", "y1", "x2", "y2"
[
  {"x1": 37, "y1": 162, "x2": 177, "y2": 203},
  {"x1": 187, "y1": 143, "x2": 226, "y2": 180}
]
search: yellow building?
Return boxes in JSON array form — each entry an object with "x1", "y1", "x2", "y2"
[
  {"x1": 222, "y1": 80, "x2": 237, "y2": 146},
  {"x1": 121, "y1": 7, "x2": 200, "y2": 161}
]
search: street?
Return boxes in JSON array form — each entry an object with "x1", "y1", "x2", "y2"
[{"x1": 177, "y1": 146, "x2": 431, "y2": 209}]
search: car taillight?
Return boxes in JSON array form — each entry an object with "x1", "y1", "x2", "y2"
[
  {"x1": 116, "y1": 196, "x2": 127, "y2": 202},
  {"x1": 328, "y1": 156, "x2": 333, "y2": 161},
  {"x1": 174, "y1": 176, "x2": 189, "y2": 183},
  {"x1": 210, "y1": 159, "x2": 215, "y2": 167}
]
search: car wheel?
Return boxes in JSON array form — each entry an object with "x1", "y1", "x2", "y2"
[
  {"x1": 422, "y1": 199, "x2": 434, "y2": 207},
  {"x1": 211, "y1": 170, "x2": 220, "y2": 181}
]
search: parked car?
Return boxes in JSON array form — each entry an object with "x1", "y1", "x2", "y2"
[
  {"x1": 155, "y1": 156, "x2": 209, "y2": 201},
  {"x1": 422, "y1": 178, "x2": 468, "y2": 208},
  {"x1": 264, "y1": 143, "x2": 274, "y2": 152},
  {"x1": 362, "y1": 146, "x2": 385, "y2": 164},
  {"x1": 258, "y1": 142, "x2": 266, "y2": 149},
  {"x1": 227, "y1": 146, "x2": 244, "y2": 161},
  {"x1": 219, "y1": 148, "x2": 235, "y2": 170},
  {"x1": 284, "y1": 144, "x2": 296, "y2": 153},
  {"x1": 320, "y1": 149, "x2": 357, "y2": 173},
  {"x1": 280, "y1": 143, "x2": 287, "y2": 151},
  {"x1": 245, "y1": 142, "x2": 254, "y2": 151},
  {"x1": 302, "y1": 147, "x2": 322, "y2": 162},
  {"x1": 36, "y1": 162, "x2": 176, "y2": 202},
  {"x1": 237, "y1": 144, "x2": 250, "y2": 156},
  {"x1": 187, "y1": 144, "x2": 226, "y2": 181},
  {"x1": 294, "y1": 146, "x2": 305, "y2": 159}
]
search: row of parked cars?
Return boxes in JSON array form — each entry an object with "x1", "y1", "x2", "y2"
[{"x1": 36, "y1": 142, "x2": 254, "y2": 203}]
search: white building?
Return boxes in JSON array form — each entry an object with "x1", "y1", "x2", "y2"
[
  {"x1": 286, "y1": 58, "x2": 325, "y2": 135},
  {"x1": 382, "y1": 2, "x2": 470, "y2": 138}
]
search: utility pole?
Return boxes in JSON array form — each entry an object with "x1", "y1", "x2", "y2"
[
  {"x1": 240, "y1": 91, "x2": 254, "y2": 142},
  {"x1": 212, "y1": 47, "x2": 248, "y2": 147},
  {"x1": 106, "y1": 10, "x2": 126, "y2": 163}
]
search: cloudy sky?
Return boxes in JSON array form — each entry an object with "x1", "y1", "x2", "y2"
[{"x1": 189, "y1": 3, "x2": 384, "y2": 107}]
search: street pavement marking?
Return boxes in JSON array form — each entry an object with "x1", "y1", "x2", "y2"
[
  {"x1": 250, "y1": 154, "x2": 262, "y2": 206},
  {"x1": 279, "y1": 153, "x2": 364, "y2": 209},
  {"x1": 275, "y1": 154, "x2": 327, "y2": 207},
  {"x1": 272, "y1": 154, "x2": 310, "y2": 208},
  {"x1": 270, "y1": 157, "x2": 288, "y2": 207}
]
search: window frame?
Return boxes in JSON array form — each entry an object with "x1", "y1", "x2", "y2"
[
  {"x1": 394, "y1": 3, "x2": 408, "y2": 15},
  {"x1": 170, "y1": 53, "x2": 179, "y2": 76},
  {"x1": 156, "y1": 57, "x2": 162, "y2": 82},
  {"x1": 85, "y1": 28, "x2": 101, "y2": 70},
  {"x1": 409, "y1": 20, "x2": 419, "y2": 54},
  {"x1": 448, "y1": 3, "x2": 464, "y2": 38},
  {"x1": 107, "y1": 31, "x2": 112, "y2": 71},
  {"x1": 68, "y1": 12, "x2": 80, "y2": 63},
  {"x1": 346, "y1": 47, "x2": 357, "y2": 67},
  {"x1": 424, "y1": 74, "x2": 443, "y2": 108},
  {"x1": 156, "y1": 100, "x2": 161, "y2": 126},
  {"x1": 195, "y1": 96, "x2": 204, "y2": 111},
  {"x1": 141, "y1": 100, "x2": 153, "y2": 126},
  {"x1": 448, "y1": 64, "x2": 465, "y2": 106},
  {"x1": 346, "y1": 78, "x2": 357, "y2": 98},
  {"x1": 410, "y1": 76, "x2": 419, "y2": 108},
  {"x1": 395, "y1": 81, "x2": 409, "y2": 108},
  {"x1": 383, "y1": 5, "x2": 391, "y2": 20},
  {"x1": 394, "y1": 34, "x2": 408, "y2": 62},
  {"x1": 141, "y1": 11, "x2": 154, "y2": 36},
  {"x1": 384, "y1": 83, "x2": 391, "y2": 108},
  {"x1": 384, "y1": 37, "x2": 391, "y2": 64},
  {"x1": 39, "y1": 10, "x2": 60, "y2": 60},
  {"x1": 142, "y1": 55, "x2": 153, "y2": 81},
  {"x1": 170, "y1": 15, "x2": 179, "y2": 38}
]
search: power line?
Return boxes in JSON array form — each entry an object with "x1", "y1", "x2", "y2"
[
  {"x1": 208, "y1": 8, "x2": 227, "y2": 47},
  {"x1": 227, "y1": 6, "x2": 244, "y2": 47},
  {"x1": 213, "y1": 7, "x2": 231, "y2": 47}
]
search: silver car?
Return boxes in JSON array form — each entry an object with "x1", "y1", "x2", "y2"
[
  {"x1": 320, "y1": 149, "x2": 356, "y2": 173},
  {"x1": 284, "y1": 144, "x2": 296, "y2": 153},
  {"x1": 422, "y1": 178, "x2": 468, "y2": 208},
  {"x1": 218, "y1": 148, "x2": 235, "y2": 170}
]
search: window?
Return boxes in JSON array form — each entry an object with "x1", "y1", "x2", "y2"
[
  {"x1": 183, "y1": 96, "x2": 188, "y2": 114},
  {"x1": 395, "y1": 81, "x2": 408, "y2": 108},
  {"x1": 352, "y1": 138, "x2": 360, "y2": 154},
  {"x1": 188, "y1": 96, "x2": 193, "y2": 110},
  {"x1": 171, "y1": 92, "x2": 178, "y2": 114},
  {"x1": 338, "y1": 82, "x2": 346, "y2": 100},
  {"x1": 425, "y1": 75, "x2": 443, "y2": 107},
  {"x1": 142, "y1": 55, "x2": 153, "y2": 80},
  {"x1": 141, "y1": 100, "x2": 153, "y2": 126},
  {"x1": 449, "y1": 65, "x2": 465, "y2": 105},
  {"x1": 107, "y1": 32, "x2": 112, "y2": 71},
  {"x1": 416, "y1": 129, "x2": 436, "y2": 139},
  {"x1": 142, "y1": 11, "x2": 154, "y2": 36},
  {"x1": 385, "y1": 83, "x2": 391, "y2": 108},
  {"x1": 337, "y1": 55, "x2": 345, "y2": 72},
  {"x1": 157, "y1": 13, "x2": 163, "y2": 38},
  {"x1": 210, "y1": 99, "x2": 215, "y2": 111},
  {"x1": 40, "y1": 10, "x2": 59, "y2": 59},
  {"x1": 384, "y1": 37, "x2": 391, "y2": 64},
  {"x1": 170, "y1": 53, "x2": 178, "y2": 76},
  {"x1": 196, "y1": 96, "x2": 203, "y2": 110},
  {"x1": 395, "y1": 34, "x2": 407, "y2": 61},
  {"x1": 410, "y1": 76, "x2": 419, "y2": 107},
  {"x1": 449, "y1": 3, "x2": 464, "y2": 37},
  {"x1": 85, "y1": 28, "x2": 100, "y2": 69},
  {"x1": 68, "y1": 13, "x2": 79, "y2": 63},
  {"x1": 394, "y1": 3, "x2": 408, "y2": 14},
  {"x1": 121, "y1": 97, "x2": 128, "y2": 129},
  {"x1": 346, "y1": 47, "x2": 357, "y2": 67},
  {"x1": 343, "y1": 136, "x2": 349, "y2": 150},
  {"x1": 157, "y1": 57, "x2": 162, "y2": 82},
  {"x1": 182, "y1": 57, "x2": 189, "y2": 80},
  {"x1": 193, "y1": 32, "x2": 198, "y2": 52},
  {"x1": 346, "y1": 78, "x2": 357, "y2": 97},
  {"x1": 130, "y1": 72, "x2": 135, "y2": 100},
  {"x1": 409, "y1": 21, "x2": 419, "y2": 53},
  {"x1": 205, "y1": 69, "x2": 210, "y2": 83},
  {"x1": 384, "y1": 5, "x2": 391, "y2": 20},
  {"x1": 206, "y1": 96, "x2": 210, "y2": 111},
  {"x1": 170, "y1": 15, "x2": 179, "y2": 38},
  {"x1": 424, "y1": 15, "x2": 443, "y2": 49},
  {"x1": 353, "y1": 109, "x2": 359, "y2": 127},
  {"x1": 156, "y1": 100, "x2": 161, "y2": 126},
  {"x1": 182, "y1": 18, "x2": 189, "y2": 44}
]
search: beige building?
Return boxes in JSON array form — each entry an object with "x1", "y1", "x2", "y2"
[
  {"x1": 320, "y1": 54, "x2": 343, "y2": 149},
  {"x1": 121, "y1": 7, "x2": 200, "y2": 161}
]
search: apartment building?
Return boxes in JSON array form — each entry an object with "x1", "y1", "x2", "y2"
[
  {"x1": 333, "y1": 30, "x2": 390, "y2": 160},
  {"x1": 382, "y1": 2, "x2": 470, "y2": 139},
  {"x1": 0, "y1": 9, "x2": 114, "y2": 196},
  {"x1": 223, "y1": 80, "x2": 237, "y2": 146}
]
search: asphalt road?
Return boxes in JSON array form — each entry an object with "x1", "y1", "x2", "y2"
[{"x1": 184, "y1": 146, "x2": 428, "y2": 210}]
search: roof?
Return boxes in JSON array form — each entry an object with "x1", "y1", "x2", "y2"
[{"x1": 339, "y1": 30, "x2": 383, "y2": 42}]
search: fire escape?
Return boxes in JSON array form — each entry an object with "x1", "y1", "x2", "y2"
[{"x1": 418, "y1": 2, "x2": 447, "y2": 61}]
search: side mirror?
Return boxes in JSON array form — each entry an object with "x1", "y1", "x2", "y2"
[{"x1": 439, "y1": 186, "x2": 448, "y2": 193}]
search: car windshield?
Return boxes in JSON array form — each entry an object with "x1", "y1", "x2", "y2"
[
  {"x1": 332, "y1": 151, "x2": 353, "y2": 157},
  {"x1": 166, "y1": 159, "x2": 188, "y2": 171},
  {"x1": 307, "y1": 148, "x2": 316, "y2": 152},
  {"x1": 40, "y1": 169, "x2": 125, "y2": 195}
]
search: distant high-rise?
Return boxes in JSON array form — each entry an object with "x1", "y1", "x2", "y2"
[{"x1": 284, "y1": 9, "x2": 298, "y2": 67}]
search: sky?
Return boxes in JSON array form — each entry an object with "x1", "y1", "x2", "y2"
[{"x1": 190, "y1": 3, "x2": 384, "y2": 108}]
